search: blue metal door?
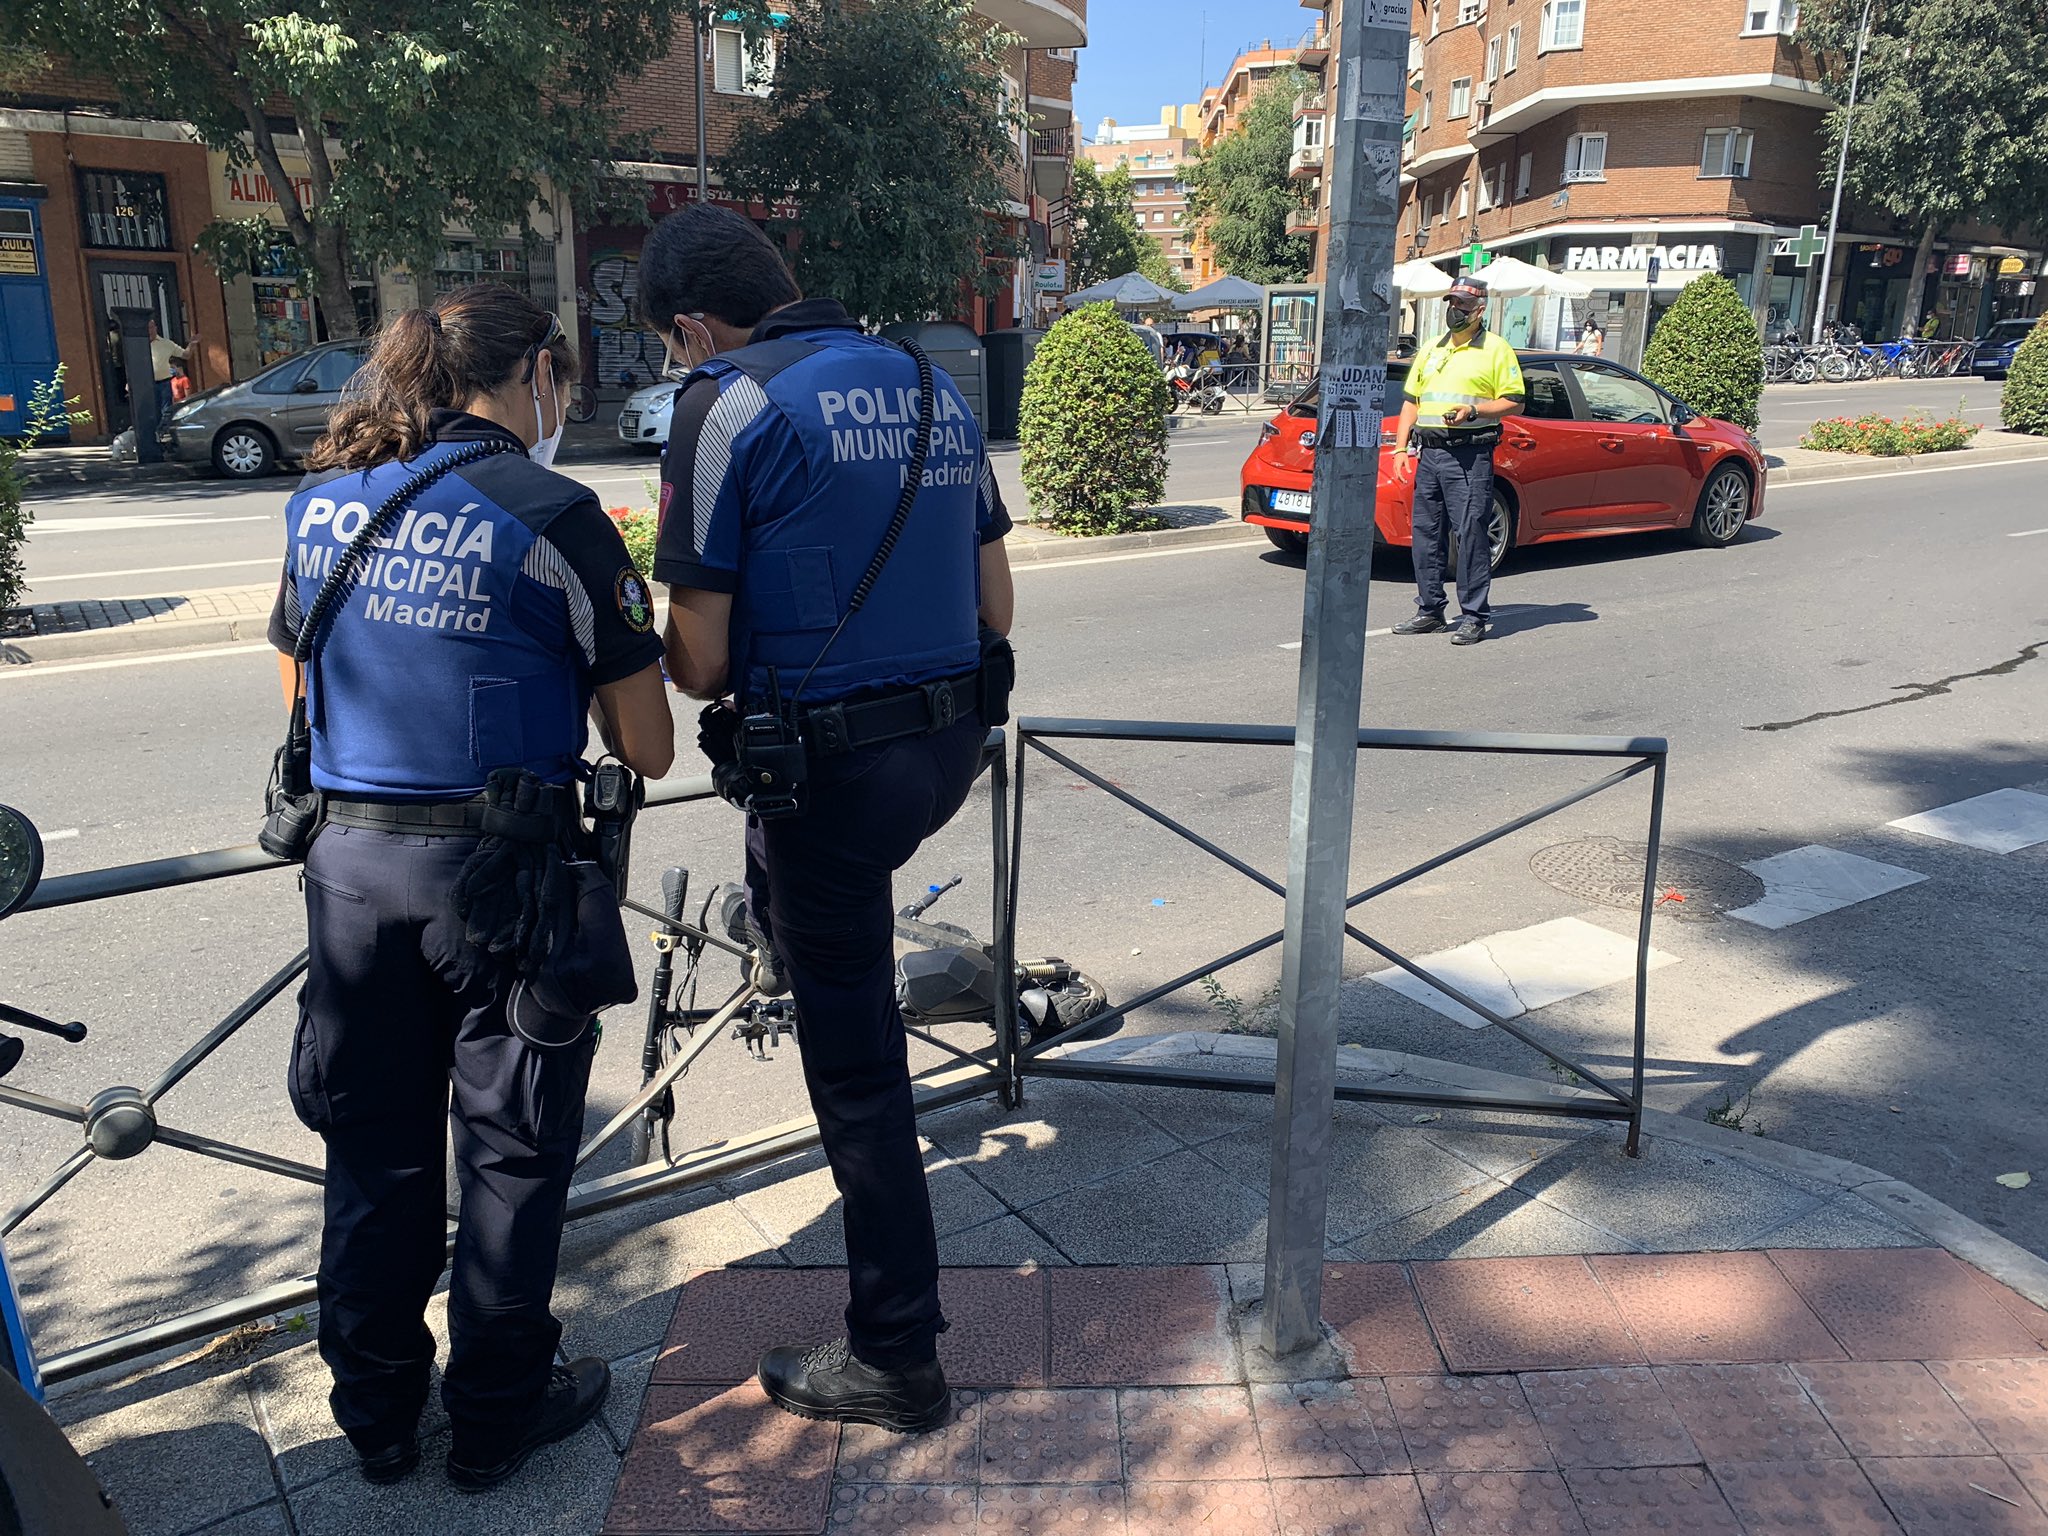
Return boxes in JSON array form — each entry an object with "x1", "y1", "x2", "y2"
[{"x1": 0, "y1": 197, "x2": 64, "y2": 441}]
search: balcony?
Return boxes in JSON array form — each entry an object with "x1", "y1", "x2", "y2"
[
  {"x1": 1293, "y1": 25, "x2": 1330, "y2": 70},
  {"x1": 972, "y1": 0, "x2": 1086, "y2": 49},
  {"x1": 1294, "y1": 90, "x2": 1327, "y2": 122},
  {"x1": 1286, "y1": 203, "x2": 1322, "y2": 235},
  {"x1": 1028, "y1": 50, "x2": 1076, "y2": 127},
  {"x1": 1031, "y1": 128, "x2": 1073, "y2": 201},
  {"x1": 1288, "y1": 141, "x2": 1325, "y2": 178}
]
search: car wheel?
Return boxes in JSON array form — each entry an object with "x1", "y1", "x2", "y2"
[
  {"x1": 1264, "y1": 526, "x2": 1307, "y2": 557},
  {"x1": 1446, "y1": 488, "x2": 1516, "y2": 576},
  {"x1": 1689, "y1": 462, "x2": 1751, "y2": 548},
  {"x1": 211, "y1": 425, "x2": 276, "y2": 479}
]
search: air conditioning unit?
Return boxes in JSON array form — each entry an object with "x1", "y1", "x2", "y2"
[{"x1": 1475, "y1": 81, "x2": 1492, "y2": 103}]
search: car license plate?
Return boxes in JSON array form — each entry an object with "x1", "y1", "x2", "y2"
[
  {"x1": 1270, "y1": 489, "x2": 1312, "y2": 515},
  {"x1": 620, "y1": 411, "x2": 640, "y2": 434}
]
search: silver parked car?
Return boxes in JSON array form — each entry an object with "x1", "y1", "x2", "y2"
[{"x1": 161, "y1": 340, "x2": 369, "y2": 478}]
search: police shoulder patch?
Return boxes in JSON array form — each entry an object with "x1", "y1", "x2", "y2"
[{"x1": 615, "y1": 567, "x2": 654, "y2": 633}]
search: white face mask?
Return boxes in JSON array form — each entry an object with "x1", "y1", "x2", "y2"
[{"x1": 530, "y1": 355, "x2": 564, "y2": 467}]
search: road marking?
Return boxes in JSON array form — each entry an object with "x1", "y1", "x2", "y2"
[
  {"x1": 1773, "y1": 457, "x2": 2048, "y2": 492},
  {"x1": 1888, "y1": 788, "x2": 2048, "y2": 854},
  {"x1": 1280, "y1": 626, "x2": 1393, "y2": 649},
  {"x1": 29, "y1": 558, "x2": 280, "y2": 585},
  {"x1": 1725, "y1": 846, "x2": 1926, "y2": 930},
  {"x1": 1372, "y1": 915, "x2": 1678, "y2": 1030},
  {"x1": 41, "y1": 828, "x2": 79, "y2": 842},
  {"x1": 1013, "y1": 538, "x2": 1268, "y2": 572},
  {"x1": 2010, "y1": 528, "x2": 2048, "y2": 538},
  {"x1": 0, "y1": 642, "x2": 272, "y2": 679},
  {"x1": 33, "y1": 514, "x2": 272, "y2": 534}
]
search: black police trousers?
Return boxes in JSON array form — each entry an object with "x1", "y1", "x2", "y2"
[
  {"x1": 291, "y1": 824, "x2": 595, "y2": 1463},
  {"x1": 1411, "y1": 438, "x2": 1498, "y2": 623},
  {"x1": 745, "y1": 715, "x2": 986, "y2": 1370}
]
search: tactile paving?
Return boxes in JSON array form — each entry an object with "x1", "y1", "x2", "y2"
[
  {"x1": 1859, "y1": 1456, "x2": 2048, "y2": 1536},
  {"x1": 1116, "y1": 1386, "x2": 1266, "y2": 1481},
  {"x1": 1417, "y1": 1470, "x2": 1588, "y2": 1535},
  {"x1": 1564, "y1": 1466, "x2": 1743, "y2": 1533},
  {"x1": 1790, "y1": 1360, "x2": 1993, "y2": 1457},
  {"x1": 1590, "y1": 1251, "x2": 1846, "y2": 1364},
  {"x1": 1963, "y1": 1266, "x2": 2048, "y2": 1349},
  {"x1": 1384, "y1": 1373, "x2": 1554, "y2": 1472},
  {"x1": 1652, "y1": 1362, "x2": 1846, "y2": 1462},
  {"x1": 1047, "y1": 1267, "x2": 1238, "y2": 1386},
  {"x1": 978, "y1": 1389, "x2": 1123, "y2": 1484},
  {"x1": 1520, "y1": 1366, "x2": 1701, "y2": 1468},
  {"x1": 652, "y1": 1266, "x2": 848, "y2": 1383},
  {"x1": 826, "y1": 1482, "x2": 979, "y2": 1533},
  {"x1": 1770, "y1": 1248, "x2": 2044, "y2": 1361},
  {"x1": 1924, "y1": 1358, "x2": 2048, "y2": 1453},
  {"x1": 1411, "y1": 1256, "x2": 1644, "y2": 1373},
  {"x1": 977, "y1": 1483, "x2": 1128, "y2": 1533},
  {"x1": 1124, "y1": 1478, "x2": 1278, "y2": 1534},
  {"x1": 1268, "y1": 1473, "x2": 1432, "y2": 1536},
  {"x1": 1319, "y1": 1263, "x2": 1447, "y2": 1374},
  {"x1": 603, "y1": 1382, "x2": 838, "y2": 1534},
  {"x1": 1252, "y1": 1379, "x2": 1406, "y2": 1478},
  {"x1": 835, "y1": 1392, "x2": 982, "y2": 1484},
  {"x1": 1711, "y1": 1458, "x2": 1904, "y2": 1534},
  {"x1": 939, "y1": 1266, "x2": 1047, "y2": 1388}
]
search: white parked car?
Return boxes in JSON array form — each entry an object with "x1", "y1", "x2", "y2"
[{"x1": 617, "y1": 379, "x2": 679, "y2": 452}]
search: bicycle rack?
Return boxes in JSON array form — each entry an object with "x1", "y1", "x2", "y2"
[{"x1": 1, "y1": 718, "x2": 1665, "y2": 1387}]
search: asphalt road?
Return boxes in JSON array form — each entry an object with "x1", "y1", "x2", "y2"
[{"x1": 2, "y1": 394, "x2": 2044, "y2": 1360}]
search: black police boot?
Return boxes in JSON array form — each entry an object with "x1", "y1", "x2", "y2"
[
  {"x1": 1451, "y1": 619, "x2": 1490, "y2": 646},
  {"x1": 758, "y1": 1339, "x2": 950, "y2": 1434},
  {"x1": 355, "y1": 1436, "x2": 420, "y2": 1486},
  {"x1": 1392, "y1": 612, "x2": 1449, "y2": 635},
  {"x1": 445, "y1": 1358, "x2": 611, "y2": 1493}
]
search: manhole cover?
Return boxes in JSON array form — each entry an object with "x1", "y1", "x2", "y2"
[{"x1": 1529, "y1": 838, "x2": 1762, "y2": 922}]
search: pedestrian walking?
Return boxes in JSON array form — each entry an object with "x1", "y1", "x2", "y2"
[
  {"x1": 641, "y1": 204, "x2": 1014, "y2": 1435},
  {"x1": 1574, "y1": 316, "x2": 1604, "y2": 356},
  {"x1": 1390, "y1": 275, "x2": 1525, "y2": 646},
  {"x1": 147, "y1": 318, "x2": 196, "y2": 423},
  {"x1": 266, "y1": 283, "x2": 675, "y2": 1491}
]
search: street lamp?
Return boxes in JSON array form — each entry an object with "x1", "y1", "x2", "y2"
[{"x1": 1811, "y1": 0, "x2": 1876, "y2": 345}]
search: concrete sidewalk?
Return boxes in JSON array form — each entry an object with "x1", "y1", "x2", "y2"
[{"x1": 44, "y1": 1032, "x2": 2048, "y2": 1535}]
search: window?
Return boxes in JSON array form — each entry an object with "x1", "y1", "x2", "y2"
[
  {"x1": 1409, "y1": 35, "x2": 1424, "y2": 73},
  {"x1": 1520, "y1": 365, "x2": 1574, "y2": 420},
  {"x1": 712, "y1": 26, "x2": 774, "y2": 96},
  {"x1": 1478, "y1": 163, "x2": 1505, "y2": 208},
  {"x1": 1450, "y1": 77, "x2": 1472, "y2": 117},
  {"x1": 1458, "y1": 0, "x2": 1484, "y2": 21},
  {"x1": 1477, "y1": 167, "x2": 1493, "y2": 211},
  {"x1": 77, "y1": 169, "x2": 172, "y2": 250},
  {"x1": 1516, "y1": 151, "x2": 1533, "y2": 197},
  {"x1": 1505, "y1": 23, "x2": 1521, "y2": 69},
  {"x1": 1540, "y1": 0, "x2": 1584, "y2": 50},
  {"x1": 1420, "y1": 192, "x2": 1435, "y2": 227},
  {"x1": 1743, "y1": 0, "x2": 1799, "y2": 32},
  {"x1": 1457, "y1": 181, "x2": 1471, "y2": 219},
  {"x1": 1421, "y1": 91, "x2": 1432, "y2": 130},
  {"x1": 1563, "y1": 131, "x2": 1607, "y2": 183},
  {"x1": 1569, "y1": 362, "x2": 1669, "y2": 424},
  {"x1": 304, "y1": 346, "x2": 368, "y2": 395},
  {"x1": 1485, "y1": 36, "x2": 1502, "y2": 80},
  {"x1": 1438, "y1": 193, "x2": 1451, "y2": 225},
  {"x1": 1431, "y1": 1, "x2": 1442, "y2": 35},
  {"x1": 1700, "y1": 127, "x2": 1754, "y2": 177}
]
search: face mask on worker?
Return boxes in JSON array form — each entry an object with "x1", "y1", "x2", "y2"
[
  {"x1": 1448, "y1": 303, "x2": 1484, "y2": 332},
  {"x1": 530, "y1": 353, "x2": 564, "y2": 468},
  {"x1": 662, "y1": 318, "x2": 707, "y2": 383}
]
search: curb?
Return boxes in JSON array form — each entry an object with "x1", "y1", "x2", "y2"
[
  {"x1": 2, "y1": 611, "x2": 270, "y2": 665},
  {"x1": 1063, "y1": 1029, "x2": 2048, "y2": 1310},
  {"x1": 1768, "y1": 437, "x2": 2048, "y2": 484}
]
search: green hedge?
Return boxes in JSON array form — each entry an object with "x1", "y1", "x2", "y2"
[
  {"x1": 1640, "y1": 272, "x2": 1763, "y2": 431},
  {"x1": 1019, "y1": 302, "x2": 1170, "y2": 535},
  {"x1": 2001, "y1": 318, "x2": 2048, "y2": 436},
  {"x1": 1799, "y1": 410, "x2": 1977, "y2": 456}
]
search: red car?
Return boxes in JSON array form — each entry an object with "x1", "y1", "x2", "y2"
[{"x1": 1240, "y1": 352, "x2": 1765, "y2": 566}]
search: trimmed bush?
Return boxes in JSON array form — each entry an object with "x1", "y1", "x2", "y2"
[
  {"x1": 1019, "y1": 302, "x2": 1170, "y2": 535},
  {"x1": 1798, "y1": 409, "x2": 1977, "y2": 456},
  {"x1": 1640, "y1": 272, "x2": 1764, "y2": 431},
  {"x1": 2001, "y1": 317, "x2": 2048, "y2": 436}
]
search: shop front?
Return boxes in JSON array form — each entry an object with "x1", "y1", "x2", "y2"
[
  {"x1": 0, "y1": 193, "x2": 63, "y2": 439},
  {"x1": 1537, "y1": 232, "x2": 1763, "y2": 369}
]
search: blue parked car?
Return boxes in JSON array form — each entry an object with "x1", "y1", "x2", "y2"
[{"x1": 1970, "y1": 317, "x2": 2037, "y2": 379}]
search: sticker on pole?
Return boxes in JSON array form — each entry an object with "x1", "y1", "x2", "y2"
[
  {"x1": 1361, "y1": 0, "x2": 1410, "y2": 27},
  {"x1": 1320, "y1": 365, "x2": 1386, "y2": 450}
]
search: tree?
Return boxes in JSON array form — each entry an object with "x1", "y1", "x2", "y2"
[
  {"x1": 1018, "y1": 303, "x2": 1169, "y2": 534},
  {"x1": 1070, "y1": 158, "x2": 1184, "y2": 291},
  {"x1": 1641, "y1": 274, "x2": 1764, "y2": 429},
  {"x1": 2001, "y1": 319, "x2": 2048, "y2": 437},
  {"x1": 1184, "y1": 68, "x2": 1313, "y2": 285},
  {"x1": 1799, "y1": 0, "x2": 2048, "y2": 333},
  {"x1": 3, "y1": 0, "x2": 724, "y2": 337},
  {"x1": 721, "y1": 0, "x2": 1025, "y2": 326}
]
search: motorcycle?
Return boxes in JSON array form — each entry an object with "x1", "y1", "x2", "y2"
[{"x1": 1164, "y1": 362, "x2": 1230, "y2": 416}]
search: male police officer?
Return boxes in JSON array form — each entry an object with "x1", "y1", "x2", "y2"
[
  {"x1": 640, "y1": 205, "x2": 1014, "y2": 1433},
  {"x1": 1390, "y1": 275, "x2": 1525, "y2": 645}
]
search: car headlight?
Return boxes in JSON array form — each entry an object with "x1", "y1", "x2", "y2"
[
  {"x1": 1258, "y1": 422, "x2": 1278, "y2": 445},
  {"x1": 169, "y1": 400, "x2": 204, "y2": 423}
]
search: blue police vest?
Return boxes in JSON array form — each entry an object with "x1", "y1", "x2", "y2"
[
  {"x1": 700, "y1": 332, "x2": 984, "y2": 707},
  {"x1": 281, "y1": 443, "x2": 592, "y2": 798}
]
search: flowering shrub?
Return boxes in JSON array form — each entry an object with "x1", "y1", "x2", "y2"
[
  {"x1": 1798, "y1": 409, "x2": 1978, "y2": 457},
  {"x1": 605, "y1": 505, "x2": 659, "y2": 581}
]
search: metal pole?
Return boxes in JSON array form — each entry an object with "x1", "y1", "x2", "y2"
[
  {"x1": 1810, "y1": 0, "x2": 1875, "y2": 345},
  {"x1": 1259, "y1": 0, "x2": 1405, "y2": 1361},
  {"x1": 695, "y1": 5, "x2": 711, "y2": 199}
]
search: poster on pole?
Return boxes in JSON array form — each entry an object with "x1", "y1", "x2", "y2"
[{"x1": 1318, "y1": 364, "x2": 1386, "y2": 449}]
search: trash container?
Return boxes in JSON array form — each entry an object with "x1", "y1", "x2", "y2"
[
  {"x1": 980, "y1": 327, "x2": 1042, "y2": 442},
  {"x1": 880, "y1": 321, "x2": 986, "y2": 435}
]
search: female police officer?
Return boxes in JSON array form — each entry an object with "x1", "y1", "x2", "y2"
[{"x1": 267, "y1": 283, "x2": 673, "y2": 1490}]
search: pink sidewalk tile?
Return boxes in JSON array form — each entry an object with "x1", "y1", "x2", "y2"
[
  {"x1": 1048, "y1": 1268, "x2": 1238, "y2": 1386},
  {"x1": 1519, "y1": 1366, "x2": 1700, "y2": 1469},
  {"x1": 1964, "y1": 1266, "x2": 2048, "y2": 1350},
  {"x1": 1711, "y1": 1458, "x2": 1903, "y2": 1534},
  {"x1": 835, "y1": 1393, "x2": 982, "y2": 1484},
  {"x1": 1591, "y1": 1251, "x2": 1846, "y2": 1364},
  {"x1": 653, "y1": 1267, "x2": 847, "y2": 1384},
  {"x1": 1384, "y1": 1373, "x2": 1553, "y2": 1473},
  {"x1": 826, "y1": 1483, "x2": 977, "y2": 1533},
  {"x1": 604, "y1": 1381, "x2": 838, "y2": 1534},
  {"x1": 1790, "y1": 1360, "x2": 1994, "y2": 1458},
  {"x1": 1417, "y1": 1470, "x2": 1587, "y2": 1535},
  {"x1": 1268, "y1": 1474, "x2": 1432, "y2": 1536},
  {"x1": 1116, "y1": 1387, "x2": 1265, "y2": 1482},
  {"x1": 1859, "y1": 1456, "x2": 2048, "y2": 1536},
  {"x1": 1564, "y1": 1466, "x2": 1741, "y2": 1533},
  {"x1": 977, "y1": 1484, "x2": 1127, "y2": 1532},
  {"x1": 1770, "y1": 1249, "x2": 2046, "y2": 1361},
  {"x1": 939, "y1": 1268, "x2": 1047, "y2": 1388},
  {"x1": 1251, "y1": 1379, "x2": 1407, "y2": 1479},
  {"x1": 978, "y1": 1389, "x2": 1122, "y2": 1484},
  {"x1": 1924, "y1": 1358, "x2": 2048, "y2": 1454},
  {"x1": 1124, "y1": 1479, "x2": 1278, "y2": 1535},
  {"x1": 1411, "y1": 1256, "x2": 1643, "y2": 1374},
  {"x1": 1652, "y1": 1363, "x2": 1847, "y2": 1463},
  {"x1": 1319, "y1": 1263, "x2": 1446, "y2": 1375}
]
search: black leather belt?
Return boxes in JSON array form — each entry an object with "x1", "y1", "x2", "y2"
[
  {"x1": 1415, "y1": 428, "x2": 1501, "y2": 450},
  {"x1": 799, "y1": 673, "x2": 979, "y2": 758},
  {"x1": 324, "y1": 795, "x2": 491, "y2": 836}
]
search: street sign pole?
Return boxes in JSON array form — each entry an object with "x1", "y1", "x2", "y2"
[
  {"x1": 1811, "y1": 0, "x2": 1875, "y2": 345},
  {"x1": 1260, "y1": 0, "x2": 1407, "y2": 1361}
]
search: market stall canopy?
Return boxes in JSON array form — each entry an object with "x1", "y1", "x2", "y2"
[
  {"x1": 1063, "y1": 272, "x2": 1177, "y2": 309},
  {"x1": 1390, "y1": 259, "x2": 1454, "y2": 295},
  {"x1": 1170, "y1": 274, "x2": 1266, "y2": 311},
  {"x1": 1468, "y1": 255, "x2": 1595, "y2": 298}
]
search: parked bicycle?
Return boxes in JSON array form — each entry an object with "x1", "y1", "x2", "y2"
[{"x1": 563, "y1": 379, "x2": 600, "y2": 425}]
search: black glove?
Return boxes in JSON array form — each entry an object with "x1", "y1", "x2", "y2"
[
  {"x1": 453, "y1": 769, "x2": 574, "y2": 976},
  {"x1": 697, "y1": 701, "x2": 740, "y2": 766}
]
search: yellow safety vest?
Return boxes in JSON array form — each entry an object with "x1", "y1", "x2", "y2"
[{"x1": 1404, "y1": 329, "x2": 1525, "y2": 432}]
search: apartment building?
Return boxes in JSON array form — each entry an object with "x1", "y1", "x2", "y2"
[
  {"x1": 1294, "y1": 0, "x2": 2040, "y2": 364},
  {"x1": 1083, "y1": 115, "x2": 1203, "y2": 283}
]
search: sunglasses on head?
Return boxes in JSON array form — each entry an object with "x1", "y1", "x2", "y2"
[{"x1": 522, "y1": 312, "x2": 565, "y2": 381}]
